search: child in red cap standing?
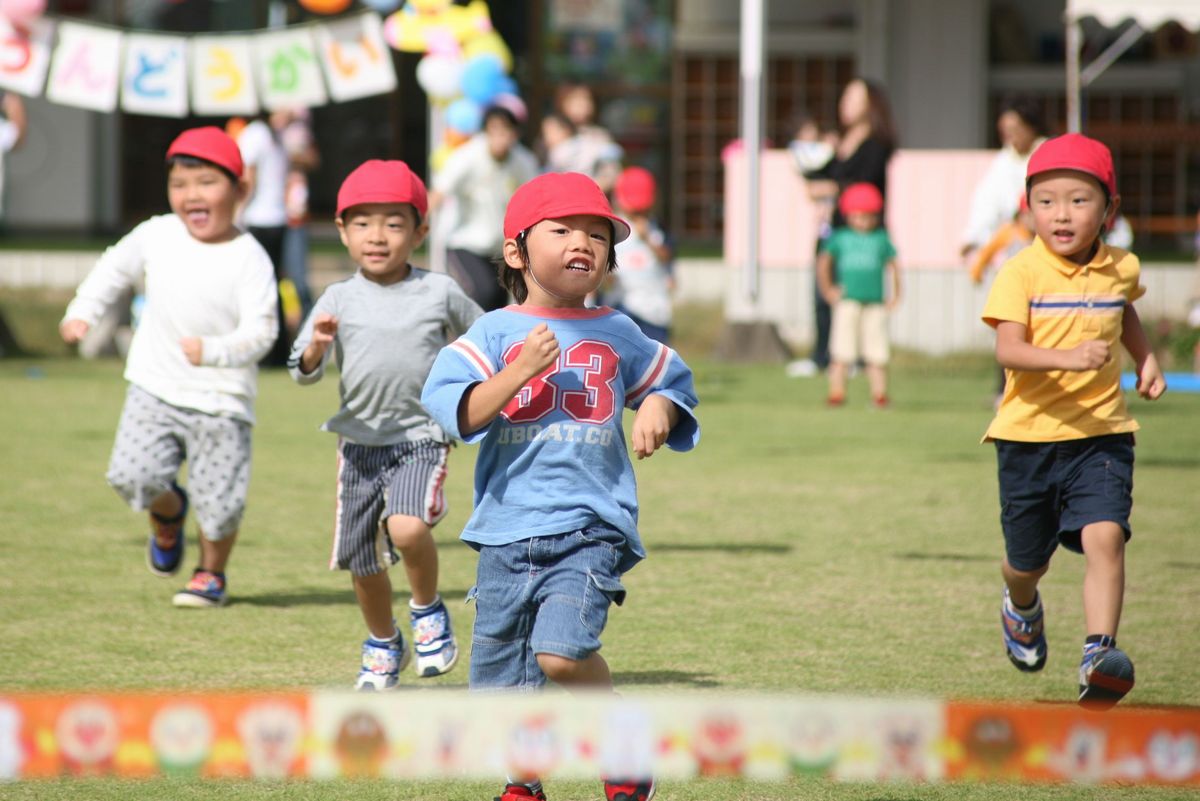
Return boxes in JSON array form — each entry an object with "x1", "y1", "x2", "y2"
[
  {"x1": 422, "y1": 172, "x2": 700, "y2": 801},
  {"x1": 605, "y1": 166, "x2": 676, "y2": 344},
  {"x1": 288, "y1": 160, "x2": 482, "y2": 689},
  {"x1": 983, "y1": 133, "x2": 1166, "y2": 709},
  {"x1": 60, "y1": 126, "x2": 279, "y2": 608},
  {"x1": 816, "y1": 181, "x2": 901, "y2": 407}
]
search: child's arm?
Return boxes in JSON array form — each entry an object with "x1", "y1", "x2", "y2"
[
  {"x1": 193, "y1": 253, "x2": 278, "y2": 368},
  {"x1": 60, "y1": 223, "x2": 148, "y2": 343},
  {"x1": 816, "y1": 251, "x2": 840, "y2": 304},
  {"x1": 968, "y1": 224, "x2": 1010, "y2": 284},
  {"x1": 1120, "y1": 304, "x2": 1166, "y2": 400},
  {"x1": 995, "y1": 320, "x2": 1111, "y2": 372},
  {"x1": 631, "y1": 394, "x2": 680, "y2": 459},
  {"x1": 457, "y1": 323, "x2": 559, "y2": 436},
  {"x1": 298, "y1": 313, "x2": 338, "y2": 375},
  {"x1": 885, "y1": 257, "x2": 901, "y2": 310}
]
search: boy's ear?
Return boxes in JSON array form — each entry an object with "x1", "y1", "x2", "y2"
[
  {"x1": 411, "y1": 219, "x2": 430, "y2": 249},
  {"x1": 501, "y1": 238, "x2": 526, "y2": 270},
  {"x1": 335, "y1": 216, "x2": 349, "y2": 248},
  {"x1": 1105, "y1": 193, "x2": 1121, "y2": 224}
]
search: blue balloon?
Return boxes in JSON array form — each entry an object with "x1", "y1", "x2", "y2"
[
  {"x1": 446, "y1": 98, "x2": 483, "y2": 134},
  {"x1": 460, "y1": 54, "x2": 506, "y2": 105},
  {"x1": 361, "y1": 0, "x2": 402, "y2": 11},
  {"x1": 495, "y1": 76, "x2": 518, "y2": 98}
]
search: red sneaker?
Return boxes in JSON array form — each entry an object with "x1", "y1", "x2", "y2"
[
  {"x1": 604, "y1": 778, "x2": 656, "y2": 801},
  {"x1": 495, "y1": 783, "x2": 547, "y2": 801},
  {"x1": 826, "y1": 394, "x2": 845, "y2": 407},
  {"x1": 872, "y1": 394, "x2": 890, "y2": 409}
]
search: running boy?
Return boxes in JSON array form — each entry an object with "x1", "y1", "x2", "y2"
[
  {"x1": 605, "y1": 166, "x2": 676, "y2": 344},
  {"x1": 816, "y1": 182, "x2": 900, "y2": 407},
  {"x1": 422, "y1": 172, "x2": 699, "y2": 801},
  {"x1": 60, "y1": 126, "x2": 278, "y2": 608},
  {"x1": 288, "y1": 160, "x2": 481, "y2": 689},
  {"x1": 982, "y1": 133, "x2": 1166, "y2": 709}
]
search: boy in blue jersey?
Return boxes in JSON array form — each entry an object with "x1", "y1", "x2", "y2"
[{"x1": 422, "y1": 172, "x2": 699, "y2": 801}]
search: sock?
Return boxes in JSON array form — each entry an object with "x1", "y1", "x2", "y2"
[
  {"x1": 410, "y1": 594, "x2": 441, "y2": 612},
  {"x1": 368, "y1": 622, "x2": 401, "y2": 645},
  {"x1": 1084, "y1": 634, "x2": 1116, "y2": 653},
  {"x1": 1007, "y1": 591, "x2": 1040, "y2": 617}
]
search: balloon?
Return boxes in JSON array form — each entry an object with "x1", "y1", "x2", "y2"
[
  {"x1": 0, "y1": 0, "x2": 45, "y2": 28},
  {"x1": 462, "y1": 30, "x2": 512, "y2": 73},
  {"x1": 412, "y1": 0, "x2": 453, "y2": 11},
  {"x1": 460, "y1": 54, "x2": 505, "y2": 106},
  {"x1": 415, "y1": 54, "x2": 464, "y2": 102},
  {"x1": 298, "y1": 0, "x2": 352, "y2": 13},
  {"x1": 443, "y1": 128, "x2": 471, "y2": 149},
  {"x1": 430, "y1": 143, "x2": 455, "y2": 173},
  {"x1": 445, "y1": 98, "x2": 483, "y2": 135},
  {"x1": 361, "y1": 0, "x2": 402, "y2": 12}
]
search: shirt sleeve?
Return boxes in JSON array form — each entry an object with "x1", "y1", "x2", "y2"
[
  {"x1": 61, "y1": 221, "x2": 151, "y2": 326},
  {"x1": 432, "y1": 140, "x2": 473, "y2": 195},
  {"x1": 199, "y1": 245, "x2": 279, "y2": 367},
  {"x1": 421, "y1": 319, "x2": 499, "y2": 443},
  {"x1": 444, "y1": 278, "x2": 484, "y2": 339},
  {"x1": 622, "y1": 335, "x2": 700, "y2": 452},
  {"x1": 882, "y1": 233, "x2": 897, "y2": 261},
  {"x1": 981, "y1": 258, "x2": 1030, "y2": 329},
  {"x1": 287, "y1": 287, "x2": 337, "y2": 384}
]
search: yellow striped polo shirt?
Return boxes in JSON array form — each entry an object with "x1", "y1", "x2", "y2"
[{"x1": 981, "y1": 236, "x2": 1145, "y2": 442}]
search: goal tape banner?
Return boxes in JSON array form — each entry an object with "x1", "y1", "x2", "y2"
[{"x1": 1, "y1": 692, "x2": 1197, "y2": 786}]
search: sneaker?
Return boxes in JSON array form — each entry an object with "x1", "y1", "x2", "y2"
[
  {"x1": 826, "y1": 394, "x2": 845, "y2": 407},
  {"x1": 1001, "y1": 589, "x2": 1046, "y2": 672},
  {"x1": 1078, "y1": 639, "x2": 1135, "y2": 710},
  {"x1": 172, "y1": 568, "x2": 227, "y2": 608},
  {"x1": 604, "y1": 778, "x2": 656, "y2": 801},
  {"x1": 495, "y1": 782, "x2": 546, "y2": 801},
  {"x1": 147, "y1": 483, "x2": 188, "y2": 577},
  {"x1": 355, "y1": 631, "x2": 410, "y2": 691},
  {"x1": 410, "y1": 598, "x2": 458, "y2": 677},
  {"x1": 872, "y1": 394, "x2": 890, "y2": 409}
]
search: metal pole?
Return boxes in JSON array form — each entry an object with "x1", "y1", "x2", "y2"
[
  {"x1": 739, "y1": 0, "x2": 764, "y2": 301},
  {"x1": 428, "y1": 102, "x2": 447, "y2": 274},
  {"x1": 1065, "y1": 18, "x2": 1082, "y2": 133}
]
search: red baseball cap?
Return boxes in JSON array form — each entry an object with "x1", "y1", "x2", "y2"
[
  {"x1": 1026, "y1": 133, "x2": 1116, "y2": 197},
  {"x1": 166, "y1": 126, "x2": 244, "y2": 178},
  {"x1": 336, "y1": 159, "x2": 429, "y2": 219},
  {"x1": 614, "y1": 166, "x2": 657, "y2": 213},
  {"x1": 838, "y1": 182, "x2": 884, "y2": 216},
  {"x1": 504, "y1": 172, "x2": 630, "y2": 243}
]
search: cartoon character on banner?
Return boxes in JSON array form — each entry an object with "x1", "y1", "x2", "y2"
[
  {"x1": 597, "y1": 702, "x2": 656, "y2": 782},
  {"x1": 55, "y1": 700, "x2": 120, "y2": 775},
  {"x1": 334, "y1": 709, "x2": 389, "y2": 777},
  {"x1": 0, "y1": 700, "x2": 26, "y2": 779},
  {"x1": 1146, "y1": 730, "x2": 1200, "y2": 783},
  {"x1": 879, "y1": 716, "x2": 928, "y2": 780},
  {"x1": 506, "y1": 714, "x2": 561, "y2": 784},
  {"x1": 788, "y1": 712, "x2": 838, "y2": 776},
  {"x1": 149, "y1": 703, "x2": 215, "y2": 777},
  {"x1": 236, "y1": 701, "x2": 304, "y2": 779},
  {"x1": 693, "y1": 710, "x2": 745, "y2": 777},
  {"x1": 962, "y1": 714, "x2": 1020, "y2": 777}
]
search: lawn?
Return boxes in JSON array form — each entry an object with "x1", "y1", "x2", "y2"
[{"x1": 0, "y1": 348, "x2": 1197, "y2": 801}]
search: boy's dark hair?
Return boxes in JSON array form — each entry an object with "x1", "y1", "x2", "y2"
[
  {"x1": 541, "y1": 110, "x2": 577, "y2": 136},
  {"x1": 166, "y1": 154, "x2": 239, "y2": 185},
  {"x1": 482, "y1": 105, "x2": 520, "y2": 131},
  {"x1": 999, "y1": 95, "x2": 1047, "y2": 137},
  {"x1": 498, "y1": 224, "x2": 620, "y2": 304}
]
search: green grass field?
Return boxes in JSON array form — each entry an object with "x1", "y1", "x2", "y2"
[{"x1": 0, "y1": 343, "x2": 1198, "y2": 800}]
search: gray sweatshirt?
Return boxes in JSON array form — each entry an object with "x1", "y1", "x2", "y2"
[{"x1": 288, "y1": 268, "x2": 483, "y2": 445}]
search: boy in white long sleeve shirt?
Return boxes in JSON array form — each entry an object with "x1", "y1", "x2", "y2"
[{"x1": 61, "y1": 126, "x2": 278, "y2": 608}]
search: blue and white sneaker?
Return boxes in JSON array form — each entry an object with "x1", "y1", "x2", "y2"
[
  {"x1": 411, "y1": 597, "x2": 458, "y2": 677},
  {"x1": 355, "y1": 630, "x2": 410, "y2": 691},
  {"x1": 147, "y1": 483, "x2": 188, "y2": 577},
  {"x1": 1001, "y1": 589, "x2": 1047, "y2": 672},
  {"x1": 1078, "y1": 637, "x2": 1135, "y2": 710}
]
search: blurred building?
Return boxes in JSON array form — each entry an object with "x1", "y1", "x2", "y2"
[{"x1": 7, "y1": 0, "x2": 1199, "y2": 253}]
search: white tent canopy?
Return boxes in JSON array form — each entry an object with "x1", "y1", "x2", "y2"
[{"x1": 1065, "y1": 0, "x2": 1200, "y2": 131}]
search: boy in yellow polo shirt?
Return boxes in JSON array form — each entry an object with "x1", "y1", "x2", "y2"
[{"x1": 981, "y1": 133, "x2": 1165, "y2": 710}]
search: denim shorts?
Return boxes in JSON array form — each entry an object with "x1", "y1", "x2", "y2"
[
  {"x1": 467, "y1": 523, "x2": 628, "y2": 691},
  {"x1": 995, "y1": 433, "x2": 1134, "y2": 571}
]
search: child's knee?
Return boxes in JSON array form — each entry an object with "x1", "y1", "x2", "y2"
[
  {"x1": 1081, "y1": 522, "x2": 1127, "y2": 557},
  {"x1": 386, "y1": 514, "x2": 431, "y2": 550},
  {"x1": 536, "y1": 652, "x2": 583, "y2": 683},
  {"x1": 106, "y1": 471, "x2": 171, "y2": 511},
  {"x1": 1003, "y1": 558, "x2": 1049, "y2": 581}
]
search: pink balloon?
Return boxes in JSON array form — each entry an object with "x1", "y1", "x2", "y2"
[{"x1": 0, "y1": 0, "x2": 45, "y2": 28}]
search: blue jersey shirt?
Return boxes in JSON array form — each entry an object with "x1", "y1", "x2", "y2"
[{"x1": 422, "y1": 305, "x2": 700, "y2": 573}]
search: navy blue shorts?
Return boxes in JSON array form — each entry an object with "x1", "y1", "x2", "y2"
[{"x1": 995, "y1": 434, "x2": 1134, "y2": 571}]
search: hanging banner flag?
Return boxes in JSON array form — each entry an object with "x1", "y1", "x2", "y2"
[
  {"x1": 191, "y1": 34, "x2": 258, "y2": 116},
  {"x1": 252, "y1": 27, "x2": 327, "y2": 111},
  {"x1": 315, "y1": 12, "x2": 396, "y2": 103},
  {"x1": 121, "y1": 33, "x2": 188, "y2": 118},
  {"x1": 45, "y1": 21, "x2": 121, "y2": 113},
  {"x1": 0, "y1": 17, "x2": 55, "y2": 97}
]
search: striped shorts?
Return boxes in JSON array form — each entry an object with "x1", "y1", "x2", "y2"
[{"x1": 332, "y1": 439, "x2": 450, "y2": 576}]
